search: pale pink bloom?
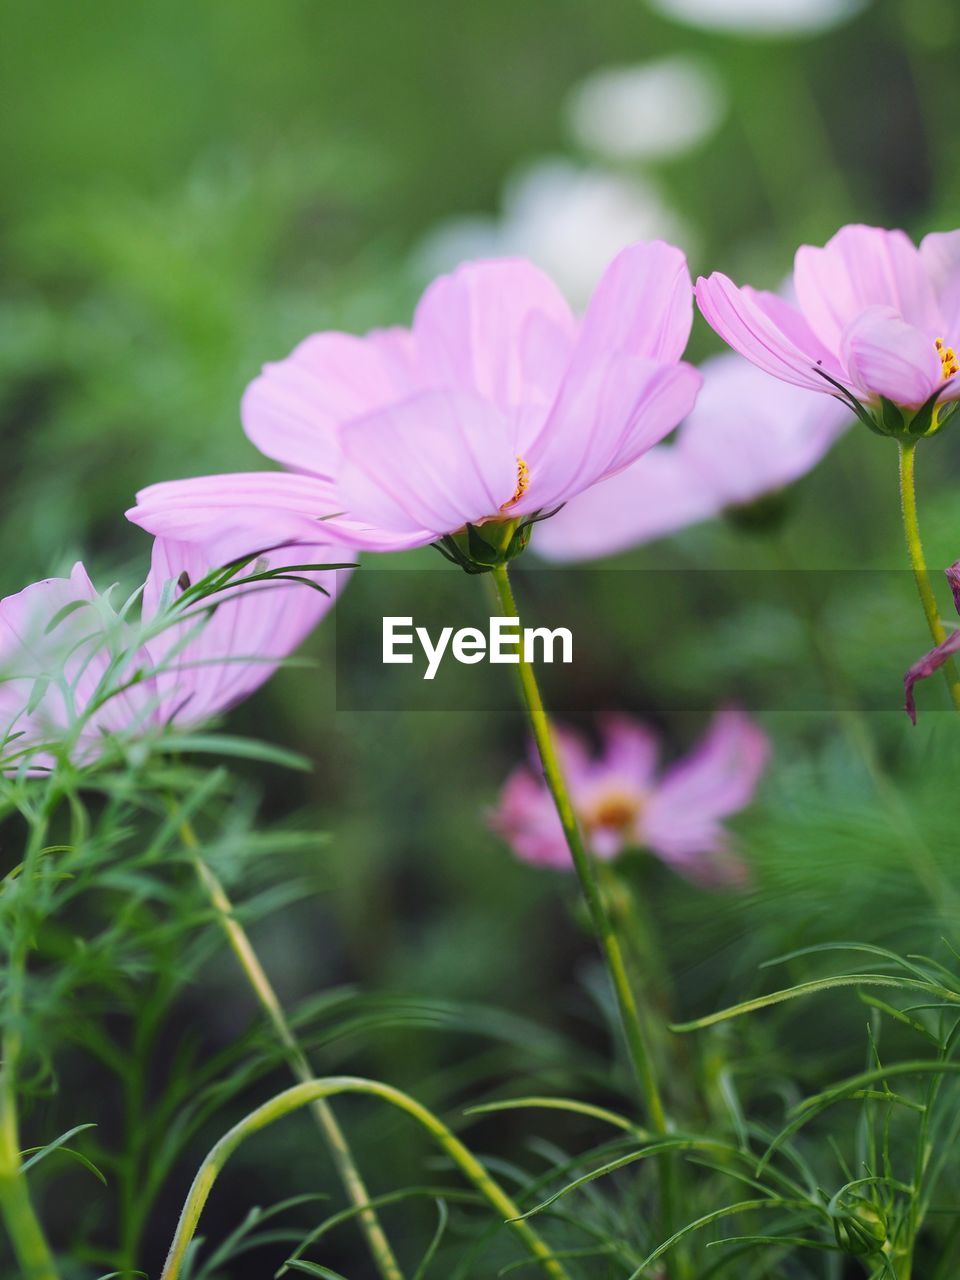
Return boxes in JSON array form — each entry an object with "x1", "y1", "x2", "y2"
[
  {"x1": 127, "y1": 244, "x2": 701, "y2": 560},
  {"x1": 490, "y1": 710, "x2": 769, "y2": 885},
  {"x1": 535, "y1": 354, "x2": 851, "y2": 561},
  {"x1": 0, "y1": 539, "x2": 345, "y2": 771},
  {"x1": 697, "y1": 225, "x2": 960, "y2": 419},
  {"x1": 904, "y1": 563, "x2": 960, "y2": 723}
]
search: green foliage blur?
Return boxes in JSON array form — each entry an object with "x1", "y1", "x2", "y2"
[{"x1": 5, "y1": 0, "x2": 960, "y2": 1276}]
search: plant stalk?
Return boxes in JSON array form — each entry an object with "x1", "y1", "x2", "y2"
[
  {"x1": 898, "y1": 439, "x2": 960, "y2": 711},
  {"x1": 488, "y1": 563, "x2": 682, "y2": 1270},
  {"x1": 0, "y1": 801, "x2": 61, "y2": 1279},
  {"x1": 160, "y1": 1077, "x2": 570, "y2": 1280},
  {"x1": 178, "y1": 818, "x2": 404, "y2": 1280}
]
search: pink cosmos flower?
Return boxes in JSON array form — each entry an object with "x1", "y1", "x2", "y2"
[
  {"x1": 0, "y1": 538, "x2": 345, "y2": 771},
  {"x1": 904, "y1": 562, "x2": 960, "y2": 722},
  {"x1": 697, "y1": 225, "x2": 960, "y2": 426},
  {"x1": 490, "y1": 709, "x2": 769, "y2": 885},
  {"x1": 534, "y1": 353, "x2": 851, "y2": 561},
  {"x1": 126, "y1": 243, "x2": 702, "y2": 562}
]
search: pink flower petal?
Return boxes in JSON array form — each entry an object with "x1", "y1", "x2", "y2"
[
  {"x1": 242, "y1": 328, "x2": 421, "y2": 477},
  {"x1": 127, "y1": 472, "x2": 359, "y2": 562},
  {"x1": 488, "y1": 765, "x2": 571, "y2": 869},
  {"x1": 904, "y1": 627, "x2": 960, "y2": 722},
  {"x1": 795, "y1": 224, "x2": 939, "y2": 352},
  {"x1": 597, "y1": 714, "x2": 660, "y2": 784},
  {"x1": 535, "y1": 354, "x2": 851, "y2": 561},
  {"x1": 920, "y1": 230, "x2": 960, "y2": 338},
  {"x1": 679, "y1": 354, "x2": 851, "y2": 503},
  {"x1": 143, "y1": 538, "x2": 346, "y2": 726},
  {"x1": 0, "y1": 566, "x2": 149, "y2": 768},
  {"x1": 572, "y1": 239, "x2": 694, "y2": 364},
  {"x1": 697, "y1": 274, "x2": 846, "y2": 394},
  {"x1": 531, "y1": 445, "x2": 716, "y2": 561},
  {"x1": 643, "y1": 711, "x2": 768, "y2": 874},
  {"x1": 839, "y1": 306, "x2": 942, "y2": 408},
  {"x1": 521, "y1": 356, "x2": 701, "y2": 510},
  {"x1": 413, "y1": 259, "x2": 576, "y2": 414},
  {"x1": 947, "y1": 562, "x2": 960, "y2": 616},
  {"x1": 338, "y1": 389, "x2": 518, "y2": 539}
]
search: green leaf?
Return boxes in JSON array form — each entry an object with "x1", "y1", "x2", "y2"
[
  {"x1": 509, "y1": 1136, "x2": 733, "y2": 1220},
  {"x1": 466, "y1": 523, "x2": 501, "y2": 565},
  {"x1": 670, "y1": 974, "x2": 955, "y2": 1032},
  {"x1": 496, "y1": 1245, "x2": 619, "y2": 1274},
  {"x1": 43, "y1": 598, "x2": 94, "y2": 634},
  {"x1": 879, "y1": 396, "x2": 904, "y2": 433},
  {"x1": 463, "y1": 1096, "x2": 645, "y2": 1136},
  {"x1": 285, "y1": 1264, "x2": 351, "y2": 1279},
  {"x1": 908, "y1": 384, "x2": 945, "y2": 435},
  {"x1": 412, "y1": 1199, "x2": 449, "y2": 1280},
  {"x1": 157, "y1": 734, "x2": 311, "y2": 771},
  {"x1": 630, "y1": 1198, "x2": 811, "y2": 1278},
  {"x1": 756, "y1": 1059, "x2": 960, "y2": 1175},
  {"x1": 21, "y1": 1123, "x2": 105, "y2": 1184},
  {"x1": 279, "y1": 1186, "x2": 482, "y2": 1275}
]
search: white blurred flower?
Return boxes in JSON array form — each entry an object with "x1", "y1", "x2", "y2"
[
  {"x1": 647, "y1": 0, "x2": 867, "y2": 35},
  {"x1": 567, "y1": 57, "x2": 726, "y2": 161},
  {"x1": 415, "y1": 160, "x2": 692, "y2": 307}
]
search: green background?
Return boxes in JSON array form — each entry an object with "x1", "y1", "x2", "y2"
[{"x1": 4, "y1": 1, "x2": 960, "y2": 1274}]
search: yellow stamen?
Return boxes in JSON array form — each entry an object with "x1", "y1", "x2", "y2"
[
  {"x1": 501, "y1": 456, "x2": 530, "y2": 510},
  {"x1": 581, "y1": 785, "x2": 645, "y2": 834},
  {"x1": 936, "y1": 337, "x2": 959, "y2": 380}
]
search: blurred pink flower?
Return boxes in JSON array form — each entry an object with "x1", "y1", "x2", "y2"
[
  {"x1": 534, "y1": 353, "x2": 851, "y2": 561},
  {"x1": 490, "y1": 710, "x2": 769, "y2": 885},
  {"x1": 697, "y1": 224, "x2": 960, "y2": 419},
  {"x1": 0, "y1": 538, "x2": 345, "y2": 771},
  {"x1": 127, "y1": 243, "x2": 701, "y2": 560},
  {"x1": 904, "y1": 562, "x2": 960, "y2": 723}
]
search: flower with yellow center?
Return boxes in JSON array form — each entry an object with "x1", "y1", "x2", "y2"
[{"x1": 936, "y1": 338, "x2": 959, "y2": 381}]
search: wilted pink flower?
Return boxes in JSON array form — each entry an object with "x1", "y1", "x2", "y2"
[
  {"x1": 490, "y1": 710, "x2": 769, "y2": 885},
  {"x1": 697, "y1": 225, "x2": 960, "y2": 425},
  {"x1": 904, "y1": 562, "x2": 960, "y2": 722},
  {"x1": 534, "y1": 353, "x2": 851, "y2": 561},
  {"x1": 0, "y1": 538, "x2": 345, "y2": 771},
  {"x1": 127, "y1": 244, "x2": 701, "y2": 561}
]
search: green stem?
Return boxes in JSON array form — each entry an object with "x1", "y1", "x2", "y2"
[
  {"x1": 159, "y1": 1077, "x2": 570, "y2": 1280},
  {"x1": 488, "y1": 565, "x2": 666, "y2": 1128},
  {"x1": 488, "y1": 564, "x2": 682, "y2": 1271},
  {"x1": 178, "y1": 818, "x2": 404, "y2": 1280},
  {"x1": 0, "y1": 801, "x2": 60, "y2": 1280},
  {"x1": 0, "y1": 1169, "x2": 60, "y2": 1280},
  {"x1": 898, "y1": 439, "x2": 960, "y2": 711}
]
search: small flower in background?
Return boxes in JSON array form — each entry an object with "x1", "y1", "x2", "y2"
[
  {"x1": 566, "y1": 57, "x2": 726, "y2": 163},
  {"x1": 645, "y1": 0, "x2": 868, "y2": 37},
  {"x1": 0, "y1": 538, "x2": 344, "y2": 771},
  {"x1": 533, "y1": 353, "x2": 851, "y2": 561},
  {"x1": 904, "y1": 563, "x2": 960, "y2": 722},
  {"x1": 697, "y1": 224, "x2": 960, "y2": 433},
  {"x1": 415, "y1": 161, "x2": 693, "y2": 307},
  {"x1": 129, "y1": 242, "x2": 702, "y2": 565},
  {"x1": 490, "y1": 709, "x2": 769, "y2": 885}
]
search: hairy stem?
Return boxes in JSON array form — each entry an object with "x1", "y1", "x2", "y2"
[
  {"x1": 898, "y1": 439, "x2": 960, "y2": 711},
  {"x1": 178, "y1": 818, "x2": 404, "y2": 1280},
  {"x1": 159, "y1": 1077, "x2": 570, "y2": 1280},
  {"x1": 0, "y1": 800, "x2": 60, "y2": 1279},
  {"x1": 488, "y1": 564, "x2": 681, "y2": 1271}
]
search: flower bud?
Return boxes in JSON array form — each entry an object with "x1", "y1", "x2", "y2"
[{"x1": 831, "y1": 1196, "x2": 887, "y2": 1256}]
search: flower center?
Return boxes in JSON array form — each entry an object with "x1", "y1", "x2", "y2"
[
  {"x1": 582, "y1": 788, "x2": 642, "y2": 833},
  {"x1": 936, "y1": 337, "x2": 959, "y2": 381},
  {"x1": 500, "y1": 456, "x2": 530, "y2": 511}
]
